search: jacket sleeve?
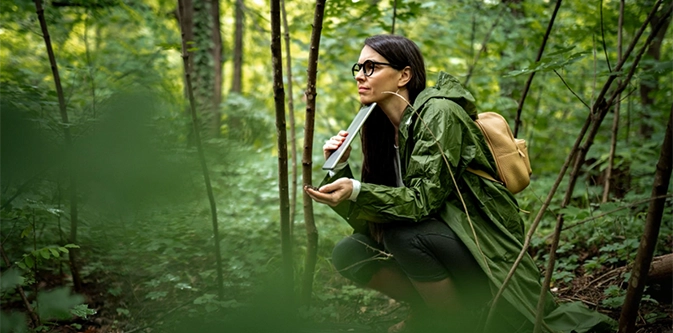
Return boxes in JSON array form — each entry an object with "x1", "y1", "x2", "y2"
[
  {"x1": 320, "y1": 164, "x2": 368, "y2": 232},
  {"x1": 352, "y1": 99, "x2": 478, "y2": 223}
]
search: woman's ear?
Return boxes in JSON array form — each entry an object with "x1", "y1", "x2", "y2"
[{"x1": 398, "y1": 66, "x2": 412, "y2": 88}]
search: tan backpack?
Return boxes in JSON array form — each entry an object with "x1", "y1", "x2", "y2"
[{"x1": 466, "y1": 112, "x2": 532, "y2": 194}]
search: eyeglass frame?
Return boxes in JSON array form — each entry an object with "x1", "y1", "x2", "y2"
[{"x1": 351, "y1": 60, "x2": 403, "y2": 77}]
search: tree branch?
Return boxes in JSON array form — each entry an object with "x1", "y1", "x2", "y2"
[{"x1": 513, "y1": 0, "x2": 563, "y2": 137}]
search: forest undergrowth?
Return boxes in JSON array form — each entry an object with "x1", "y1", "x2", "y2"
[{"x1": 2, "y1": 144, "x2": 671, "y2": 333}]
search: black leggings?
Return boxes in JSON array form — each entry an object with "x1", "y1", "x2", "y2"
[{"x1": 331, "y1": 218, "x2": 487, "y2": 287}]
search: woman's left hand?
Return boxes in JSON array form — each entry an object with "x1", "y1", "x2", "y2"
[{"x1": 304, "y1": 178, "x2": 353, "y2": 207}]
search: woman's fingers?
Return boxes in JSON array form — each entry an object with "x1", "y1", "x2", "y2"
[
  {"x1": 323, "y1": 131, "x2": 350, "y2": 160},
  {"x1": 303, "y1": 179, "x2": 353, "y2": 207}
]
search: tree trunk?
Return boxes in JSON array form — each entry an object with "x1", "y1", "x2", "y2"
[
  {"x1": 618, "y1": 105, "x2": 672, "y2": 333},
  {"x1": 647, "y1": 253, "x2": 673, "y2": 282},
  {"x1": 33, "y1": 0, "x2": 83, "y2": 293},
  {"x1": 281, "y1": 0, "x2": 297, "y2": 227},
  {"x1": 211, "y1": 0, "x2": 222, "y2": 127},
  {"x1": 231, "y1": 0, "x2": 244, "y2": 93},
  {"x1": 603, "y1": 0, "x2": 625, "y2": 203},
  {"x1": 638, "y1": 2, "x2": 672, "y2": 139},
  {"x1": 178, "y1": 0, "x2": 222, "y2": 138},
  {"x1": 300, "y1": 0, "x2": 327, "y2": 307},
  {"x1": 391, "y1": 0, "x2": 397, "y2": 34},
  {"x1": 270, "y1": 0, "x2": 294, "y2": 299},
  {"x1": 177, "y1": 0, "x2": 224, "y2": 300}
]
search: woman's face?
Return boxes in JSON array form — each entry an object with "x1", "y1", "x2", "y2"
[{"x1": 354, "y1": 45, "x2": 402, "y2": 106}]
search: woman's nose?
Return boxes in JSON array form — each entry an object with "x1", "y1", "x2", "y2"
[{"x1": 354, "y1": 69, "x2": 365, "y2": 81}]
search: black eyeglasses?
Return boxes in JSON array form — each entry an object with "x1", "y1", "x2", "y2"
[{"x1": 352, "y1": 60, "x2": 400, "y2": 77}]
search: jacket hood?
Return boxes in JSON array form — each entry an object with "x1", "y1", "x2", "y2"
[{"x1": 413, "y1": 71, "x2": 477, "y2": 118}]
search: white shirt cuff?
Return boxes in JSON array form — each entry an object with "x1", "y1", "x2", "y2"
[
  {"x1": 349, "y1": 179, "x2": 361, "y2": 201},
  {"x1": 328, "y1": 161, "x2": 349, "y2": 177}
]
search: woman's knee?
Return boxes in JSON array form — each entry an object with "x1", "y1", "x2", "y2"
[{"x1": 331, "y1": 233, "x2": 384, "y2": 284}]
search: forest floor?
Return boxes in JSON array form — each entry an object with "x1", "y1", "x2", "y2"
[{"x1": 15, "y1": 260, "x2": 672, "y2": 333}]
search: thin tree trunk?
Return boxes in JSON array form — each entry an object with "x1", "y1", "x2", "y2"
[
  {"x1": 177, "y1": 0, "x2": 224, "y2": 300},
  {"x1": 300, "y1": 0, "x2": 326, "y2": 306},
  {"x1": 487, "y1": 1, "x2": 667, "y2": 328},
  {"x1": 270, "y1": 0, "x2": 294, "y2": 297},
  {"x1": 232, "y1": 0, "x2": 244, "y2": 93},
  {"x1": 618, "y1": 105, "x2": 672, "y2": 333},
  {"x1": 83, "y1": 10, "x2": 97, "y2": 118},
  {"x1": 603, "y1": 0, "x2": 625, "y2": 203},
  {"x1": 513, "y1": 0, "x2": 562, "y2": 137},
  {"x1": 1, "y1": 243, "x2": 40, "y2": 326},
  {"x1": 211, "y1": 0, "x2": 223, "y2": 125},
  {"x1": 391, "y1": 0, "x2": 397, "y2": 34},
  {"x1": 281, "y1": 0, "x2": 297, "y2": 227},
  {"x1": 638, "y1": 3, "x2": 672, "y2": 139},
  {"x1": 463, "y1": 5, "x2": 505, "y2": 87},
  {"x1": 33, "y1": 0, "x2": 83, "y2": 293},
  {"x1": 179, "y1": 0, "x2": 221, "y2": 138}
]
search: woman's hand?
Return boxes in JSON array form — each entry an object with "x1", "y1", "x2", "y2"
[
  {"x1": 304, "y1": 178, "x2": 353, "y2": 207},
  {"x1": 323, "y1": 130, "x2": 351, "y2": 162}
]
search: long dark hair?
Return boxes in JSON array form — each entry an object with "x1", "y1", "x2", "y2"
[{"x1": 360, "y1": 35, "x2": 426, "y2": 186}]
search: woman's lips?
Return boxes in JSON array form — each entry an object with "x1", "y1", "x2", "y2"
[{"x1": 358, "y1": 86, "x2": 369, "y2": 93}]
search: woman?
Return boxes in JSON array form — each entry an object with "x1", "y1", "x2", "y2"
[{"x1": 305, "y1": 35, "x2": 611, "y2": 333}]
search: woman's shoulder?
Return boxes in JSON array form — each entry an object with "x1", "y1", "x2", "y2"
[
  {"x1": 413, "y1": 71, "x2": 477, "y2": 116},
  {"x1": 416, "y1": 97, "x2": 473, "y2": 124}
]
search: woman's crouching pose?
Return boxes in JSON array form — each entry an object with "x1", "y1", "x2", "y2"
[{"x1": 305, "y1": 34, "x2": 612, "y2": 333}]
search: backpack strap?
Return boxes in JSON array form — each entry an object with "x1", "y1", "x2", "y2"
[{"x1": 465, "y1": 167, "x2": 503, "y2": 185}]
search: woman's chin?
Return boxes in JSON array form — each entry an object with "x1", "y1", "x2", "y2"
[{"x1": 359, "y1": 96, "x2": 374, "y2": 105}]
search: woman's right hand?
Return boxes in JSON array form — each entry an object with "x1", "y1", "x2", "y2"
[{"x1": 323, "y1": 130, "x2": 351, "y2": 162}]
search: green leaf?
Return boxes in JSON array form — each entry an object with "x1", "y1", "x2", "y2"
[
  {"x1": 70, "y1": 304, "x2": 96, "y2": 319},
  {"x1": 49, "y1": 248, "x2": 60, "y2": 258},
  {"x1": 108, "y1": 287, "x2": 122, "y2": 296},
  {"x1": 39, "y1": 249, "x2": 50, "y2": 259},
  {"x1": 64, "y1": 244, "x2": 80, "y2": 249},
  {"x1": 20, "y1": 225, "x2": 33, "y2": 238},
  {"x1": 145, "y1": 291, "x2": 167, "y2": 300},
  {"x1": 1, "y1": 268, "x2": 24, "y2": 294},
  {"x1": 23, "y1": 255, "x2": 34, "y2": 269},
  {"x1": 36, "y1": 288, "x2": 85, "y2": 321}
]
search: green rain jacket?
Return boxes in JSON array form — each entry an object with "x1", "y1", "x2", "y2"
[{"x1": 323, "y1": 72, "x2": 613, "y2": 333}]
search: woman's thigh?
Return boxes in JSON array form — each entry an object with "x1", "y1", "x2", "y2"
[{"x1": 381, "y1": 219, "x2": 486, "y2": 286}]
